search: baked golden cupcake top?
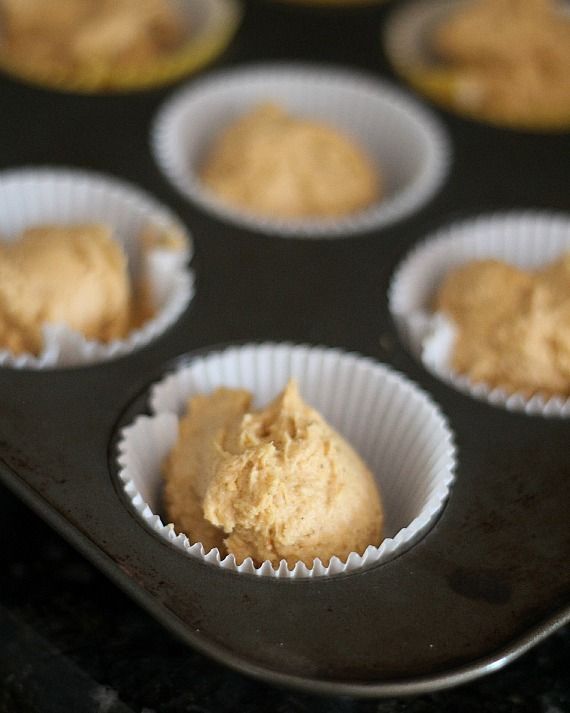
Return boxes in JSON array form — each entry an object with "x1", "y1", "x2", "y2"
[
  {"x1": 200, "y1": 103, "x2": 381, "y2": 220},
  {"x1": 0, "y1": 0, "x2": 185, "y2": 76},
  {"x1": 432, "y1": 0, "x2": 570, "y2": 126},
  {"x1": 164, "y1": 379, "x2": 383, "y2": 568},
  {"x1": 435, "y1": 254, "x2": 570, "y2": 397}
]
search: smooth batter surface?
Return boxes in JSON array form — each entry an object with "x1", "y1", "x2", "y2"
[
  {"x1": 200, "y1": 103, "x2": 381, "y2": 220},
  {"x1": 435, "y1": 255, "x2": 570, "y2": 397},
  {"x1": 0, "y1": 224, "x2": 130, "y2": 355},
  {"x1": 164, "y1": 380, "x2": 383, "y2": 568},
  {"x1": 432, "y1": 0, "x2": 570, "y2": 125}
]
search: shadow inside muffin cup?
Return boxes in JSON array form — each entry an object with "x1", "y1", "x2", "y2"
[
  {"x1": 117, "y1": 343, "x2": 456, "y2": 578},
  {"x1": 151, "y1": 64, "x2": 450, "y2": 238},
  {"x1": 0, "y1": 168, "x2": 194, "y2": 369},
  {"x1": 389, "y1": 212, "x2": 570, "y2": 416}
]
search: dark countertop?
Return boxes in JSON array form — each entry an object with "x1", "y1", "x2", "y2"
[{"x1": 1, "y1": 483, "x2": 569, "y2": 713}]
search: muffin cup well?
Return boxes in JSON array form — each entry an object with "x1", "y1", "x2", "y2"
[
  {"x1": 389, "y1": 212, "x2": 570, "y2": 416},
  {"x1": 151, "y1": 64, "x2": 450, "y2": 238},
  {"x1": 384, "y1": 0, "x2": 570, "y2": 132},
  {"x1": 117, "y1": 343, "x2": 456, "y2": 578},
  {"x1": 0, "y1": 168, "x2": 194, "y2": 369},
  {"x1": 0, "y1": 0, "x2": 242, "y2": 94}
]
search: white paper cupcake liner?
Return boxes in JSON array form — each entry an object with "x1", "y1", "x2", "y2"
[
  {"x1": 117, "y1": 343, "x2": 456, "y2": 578},
  {"x1": 151, "y1": 64, "x2": 450, "y2": 238},
  {"x1": 384, "y1": 0, "x2": 460, "y2": 72},
  {"x1": 389, "y1": 212, "x2": 570, "y2": 416},
  {"x1": 0, "y1": 168, "x2": 194, "y2": 368}
]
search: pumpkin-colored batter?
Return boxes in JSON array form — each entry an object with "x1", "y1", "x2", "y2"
[
  {"x1": 435, "y1": 254, "x2": 570, "y2": 397},
  {"x1": 200, "y1": 103, "x2": 381, "y2": 219},
  {"x1": 0, "y1": 0, "x2": 184, "y2": 75},
  {"x1": 432, "y1": 0, "x2": 570, "y2": 126},
  {"x1": 0, "y1": 224, "x2": 131, "y2": 356},
  {"x1": 164, "y1": 380, "x2": 383, "y2": 568}
]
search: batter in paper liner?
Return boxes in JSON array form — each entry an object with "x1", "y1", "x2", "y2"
[
  {"x1": 0, "y1": 0, "x2": 185, "y2": 75},
  {"x1": 200, "y1": 103, "x2": 381, "y2": 219},
  {"x1": 163, "y1": 380, "x2": 383, "y2": 568},
  {"x1": 0, "y1": 224, "x2": 130, "y2": 356},
  {"x1": 435, "y1": 255, "x2": 570, "y2": 397},
  {"x1": 432, "y1": 0, "x2": 570, "y2": 125},
  {"x1": 0, "y1": 221, "x2": 187, "y2": 357}
]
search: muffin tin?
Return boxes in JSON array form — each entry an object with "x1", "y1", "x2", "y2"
[{"x1": 0, "y1": 0, "x2": 569, "y2": 699}]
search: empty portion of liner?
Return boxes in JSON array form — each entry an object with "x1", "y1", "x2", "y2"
[
  {"x1": 0, "y1": 168, "x2": 194, "y2": 368},
  {"x1": 151, "y1": 64, "x2": 450, "y2": 238},
  {"x1": 389, "y1": 212, "x2": 570, "y2": 416},
  {"x1": 118, "y1": 343, "x2": 456, "y2": 578}
]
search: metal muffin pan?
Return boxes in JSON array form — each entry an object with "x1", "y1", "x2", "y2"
[{"x1": 0, "y1": 0, "x2": 569, "y2": 699}]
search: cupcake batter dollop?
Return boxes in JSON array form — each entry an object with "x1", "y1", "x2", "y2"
[
  {"x1": 0, "y1": 224, "x2": 130, "y2": 355},
  {"x1": 200, "y1": 103, "x2": 381, "y2": 219},
  {"x1": 164, "y1": 380, "x2": 383, "y2": 568},
  {"x1": 435, "y1": 254, "x2": 570, "y2": 397},
  {"x1": 432, "y1": 0, "x2": 570, "y2": 126},
  {"x1": 0, "y1": 0, "x2": 184, "y2": 76}
]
